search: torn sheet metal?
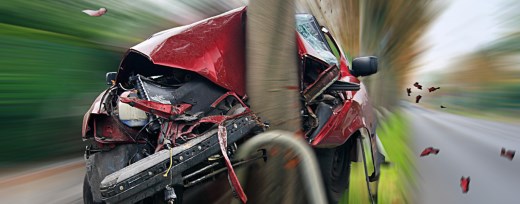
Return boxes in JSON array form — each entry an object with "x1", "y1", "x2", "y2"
[
  {"x1": 119, "y1": 97, "x2": 192, "y2": 120},
  {"x1": 218, "y1": 125, "x2": 247, "y2": 203}
]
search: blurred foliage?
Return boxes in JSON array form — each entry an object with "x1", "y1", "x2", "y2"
[
  {"x1": 346, "y1": 112, "x2": 415, "y2": 204},
  {"x1": 0, "y1": 1, "x2": 242, "y2": 164},
  {"x1": 361, "y1": 0, "x2": 436, "y2": 109},
  {"x1": 297, "y1": 0, "x2": 436, "y2": 111},
  {"x1": 0, "y1": 2, "x2": 168, "y2": 48},
  {"x1": 296, "y1": 0, "x2": 360, "y2": 63},
  {"x1": 421, "y1": 0, "x2": 520, "y2": 118},
  {"x1": 0, "y1": 23, "x2": 120, "y2": 163}
]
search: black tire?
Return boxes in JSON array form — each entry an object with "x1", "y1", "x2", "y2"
[
  {"x1": 84, "y1": 174, "x2": 103, "y2": 204},
  {"x1": 315, "y1": 139, "x2": 354, "y2": 204}
]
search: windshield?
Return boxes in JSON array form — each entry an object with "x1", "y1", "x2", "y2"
[{"x1": 295, "y1": 14, "x2": 339, "y2": 66}]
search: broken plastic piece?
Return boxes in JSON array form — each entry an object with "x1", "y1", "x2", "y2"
[
  {"x1": 420, "y1": 147, "x2": 439, "y2": 157},
  {"x1": 413, "y1": 82, "x2": 423, "y2": 90},
  {"x1": 82, "y1": 8, "x2": 107, "y2": 17},
  {"x1": 500, "y1": 148, "x2": 515, "y2": 160},
  {"x1": 416, "y1": 95, "x2": 422, "y2": 103},
  {"x1": 428, "y1": 87, "x2": 440, "y2": 92},
  {"x1": 460, "y1": 176, "x2": 470, "y2": 193}
]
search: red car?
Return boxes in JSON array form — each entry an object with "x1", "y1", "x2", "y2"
[{"x1": 82, "y1": 7, "x2": 384, "y2": 204}]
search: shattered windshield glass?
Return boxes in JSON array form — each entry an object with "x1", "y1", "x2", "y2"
[{"x1": 296, "y1": 14, "x2": 339, "y2": 66}]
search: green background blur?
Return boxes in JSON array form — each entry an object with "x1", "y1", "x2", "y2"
[
  {"x1": 0, "y1": 1, "x2": 242, "y2": 164},
  {"x1": 0, "y1": 0, "x2": 252, "y2": 164}
]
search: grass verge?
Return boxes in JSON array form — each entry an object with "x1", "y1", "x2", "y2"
[{"x1": 342, "y1": 112, "x2": 415, "y2": 204}]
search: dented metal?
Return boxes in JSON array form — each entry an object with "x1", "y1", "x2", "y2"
[{"x1": 81, "y1": 6, "x2": 379, "y2": 204}]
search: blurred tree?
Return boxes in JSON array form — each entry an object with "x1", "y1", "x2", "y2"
[
  {"x1": 432, "y1": 0, "x2": 520, "y2": 113},
  {"x1": 361, "y1": 0, "x2": 435, "y2": 109},
  {"x1": 247, "y1": 0, "x2": 301, "y2": 131}
]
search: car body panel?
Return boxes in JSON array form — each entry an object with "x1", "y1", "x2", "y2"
[
  {"x1": 82, "y1": 90, "x2": 108, "y2": 138},
  {"x1": 88, "y1": 7, "x2": 375, "y2": 148},
  {"x1": 82, "y1": 7, "x2": 381, "y2": 203},
  {"x1": 311, "y1": 82, "x2": 376, "y2": 147},
  {"x1": 118, "y1": 7, "x2": 247, "y2": 96}
]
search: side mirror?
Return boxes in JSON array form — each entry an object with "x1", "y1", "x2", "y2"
[
  {"x1": 351, "y1": 56, "x2": 378, "y2": 77},
  {"x1": 106, "y1": 72, "x2": 117, "y2": 85}
]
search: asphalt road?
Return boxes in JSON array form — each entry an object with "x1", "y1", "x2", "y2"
[
  {"x1": 404, "y1": 103, "x2": 520, "y2": 204},
  {"x1": 0, "y1": 158, "x2": 85, "y2": 204}
]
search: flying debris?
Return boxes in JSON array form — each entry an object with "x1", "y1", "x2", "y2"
[
  {"x1": 415, "y1": 95, "x2": 422, "y2": 103},
  {"x1": 440, "y1": 105, "x2": 447, "y2": 108},
  {"x1": 82, "y1": 8, "x2": 107, "y2": 17},
  {"x1": 413, "y1": 82, "x2": 423, "y2": 90},
  {"x1": 460, "y1": 177, "x2": 470, "y2": 193},
  {"x1": 406, "y1": 88, "x2": 411, "y2": 96},
  {"x1": 500, "y1": 148, "x2": 515, "y2": 160},
  {"x1": 428, "y1": 87, "x2": 440, "y2": 92},
  {"x1": 420, "y1": 147, "x2": 439, "y2": 157}
]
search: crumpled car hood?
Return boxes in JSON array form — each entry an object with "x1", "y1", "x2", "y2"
[{"x1": 129, "y1": 7, "x2": 247, "y2": 96}]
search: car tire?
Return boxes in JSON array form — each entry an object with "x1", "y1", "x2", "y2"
[
  {"x1": 84, "y1": 174, "x2": 103, "y2": 204},
  {"x1": 315, "y1": 139, "x2": 354, "y2": 204}
]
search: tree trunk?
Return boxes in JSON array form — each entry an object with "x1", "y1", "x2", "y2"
[{"x1": 246, "y1": 0, "x2": 301, "y2": 132}]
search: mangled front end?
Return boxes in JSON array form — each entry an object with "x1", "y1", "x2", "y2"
[
  {"x1": 81, "y1": 7, "x2": 263, "y2": 204},
  {"x1": 83, "y1": 68, "x2": 262, "y2": 203}
]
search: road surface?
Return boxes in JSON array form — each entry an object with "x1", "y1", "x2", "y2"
[
  {"x1": 405, "y1": 103, "x2": 520, "y2": 204},
  {"x1": 0, "y1": 158, "x2": 85, "y2": 204}
]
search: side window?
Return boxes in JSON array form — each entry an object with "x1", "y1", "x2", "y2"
[{"x1": 324, "y1": 34, "x2": 340, "y2": 62}]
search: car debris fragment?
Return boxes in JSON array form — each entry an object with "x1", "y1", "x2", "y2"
[{"x1": 82, "y1": 8, "x2": 107, "y2": 17}]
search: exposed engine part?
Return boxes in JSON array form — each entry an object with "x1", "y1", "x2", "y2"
[
  {"x1": 182, "y1": 162, "x2": 220, "y2": 181},
  {"x1": 99, "y1": 115, "x2": 260, "y2": 204},
  {"x1": 321, "y1": 94, "x2": 336, "y2": 103},
  {"x1": 308, "y1": 102, "x2": 333, "y2": 142},
  {"x1": 303, "y1": 64, "x2": 340, "y2": 104},
  {"x1": 164, "y1": 185, "x2": 177, "y2": 202},
  {"x1": 208, "y1": 154, "x2": 221, "y2": 161},
  {"x1": 183, "y1": 150, "x2": 267, "y2": 188},
  {"x1": 130, "y1": 75, "x2": 226, "y2": 115},
  {"x1": 227, "y1": 142, "x2": 238, "y2": 158},
  {"x1": 175, "y1": 112, "x2": 203, "y2": 122},
  {"x1": 118, "y1": 91, "x2": 148, "y2": 127}
]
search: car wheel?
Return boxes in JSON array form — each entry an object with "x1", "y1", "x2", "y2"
[
  {"x1": 315, "y1": 139, "x2": 354, "y2": 204},
  {"x1": 84, "y1": 174, "x2": 103, "y2": 204}
]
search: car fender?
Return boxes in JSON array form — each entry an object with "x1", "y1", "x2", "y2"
[
  {"x1": 82, "y1": 90, "x2": 109, "y2": 139},
  {"x1": 310, "y1": 82, "x2": 376, "y2": 148}
]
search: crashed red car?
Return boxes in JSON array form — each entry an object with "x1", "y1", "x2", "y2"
[{"x1": 82, "y1": 6, "x2": 384, "y2": 204}]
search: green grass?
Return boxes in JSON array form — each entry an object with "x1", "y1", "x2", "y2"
[{"x1": 343, "y1": 112, "x2": 415, "y2": 204}]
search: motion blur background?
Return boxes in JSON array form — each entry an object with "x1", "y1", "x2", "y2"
[{"x1": 1, "y1": 0, "x2": 519, "y2": 203}]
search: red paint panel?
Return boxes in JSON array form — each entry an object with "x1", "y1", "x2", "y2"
[
  {"x1": 82, "y1": 90, "x2": 109, "y2": 138},
  {"x1": 129, "y1": 7, "x2": 247, "y2": 96},
  {"x1": 311, "y1": 99, "x2": 362, "y2": 147},
  {"x1": 94, "y1": 117, "x2": 138, "y2": 144},
  {"x1": 119, "y1": 97, "x2": 192, "y2": 119},
  {"x1": 311, "y1": 83, "x2": 374, "y2": 147}
]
